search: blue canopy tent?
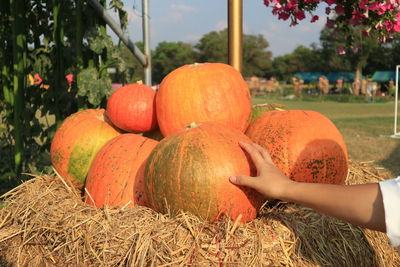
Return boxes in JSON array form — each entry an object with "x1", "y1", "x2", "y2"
[
  {"x1": 294, "y1": 72, "x2": 324, "y2": 83},
  {"x1": 326, "y1": 72, "x2": 364, "y2": 83},
  {"x1": 371, "y1": 71, "x2": 396, "y2": 82}
]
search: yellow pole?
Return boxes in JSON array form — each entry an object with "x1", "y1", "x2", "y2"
[{"x1": 228, "y1": 0, "x2": 243, "y2": 73}]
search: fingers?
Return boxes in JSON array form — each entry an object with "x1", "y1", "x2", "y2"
[
  {"x1": 239, "y1": 142, "x2": 265, "y2": 172},
  {"x1": 229, "y1": 175, "x2": 255, "y2": 188},
  {"x1": 252, "y1": 143, "x2": 274, "y2": 164}
]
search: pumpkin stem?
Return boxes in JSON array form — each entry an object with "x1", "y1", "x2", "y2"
[
  {"x1": 190, "y1": 63, "x2": 202, "y2": 67},
  {"x1": 136, "y1": 80, "x2": 143, "y2": 84},
  {"x1": 185, "y1": 122, "x2": 202, "y2": 129}
]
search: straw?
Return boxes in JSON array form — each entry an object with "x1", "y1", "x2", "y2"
[{"x1": 0, "y1": 161, "x2": 398, "y2": 266}]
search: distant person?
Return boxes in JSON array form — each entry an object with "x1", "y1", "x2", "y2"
[
  {"x1": 389, "y1": 80, "x2": 396, "y2": 97},
  {"x1": 366, "y1": 78, "x2": 378, "y2": 102},
  {"x1": 318, "y1": 76, "x2": 329, "y2": 95},
  {"x1": 292, "y1": 77, "x2": 301, "y2": 97},
  {"x1": 361, "y1": 78, "x2": 367, "y2": 95},
  {"x1": 230, "y1": 142, "x2": 400, "y2": 253},
  {"x1": 299, "y1": 79, "x2": 304, "y2": 93},
  {"x1": 270, "y1": 77, "x2": 281, "y2": 94},
  {"x1": 352, "y1": 79, "x2": 361, "y2": 95},
  {"x1": 336, "y1": 78, "x2": 343, "y2": 94}
]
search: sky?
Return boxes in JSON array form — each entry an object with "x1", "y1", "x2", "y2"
[{"x1": 107, "y1": 0, "x2": 328, "y2": 58}]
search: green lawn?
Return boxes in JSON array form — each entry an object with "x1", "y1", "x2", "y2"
[{"x1": 253, "y1": 96, "x2": 400, "y2": 177}]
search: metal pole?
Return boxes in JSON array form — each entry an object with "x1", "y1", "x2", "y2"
[
  {"x1": 395, "y1": 65, "x2": 399, "y2": 136},
  {"x1": 142, "y1": 0, "x2": 152, "y2": 86},
  {"x1": 87, "y1": 0, "x2": 147, "y2": 66},
  {"x1": 228, "y1": 0, "x2": 243, "y2": 73}
]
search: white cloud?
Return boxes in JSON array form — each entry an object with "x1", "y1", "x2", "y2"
[
  {"x1": 215, "y1": 20, "x2": 227, "y2": 31},
  {"x1": 166, "y1": 4, "x2": 196, "y2": 22},
  {"x1": 184, "y1": 34, "x2": 201, "y2": 43},
  {"x1": 125, "y1": 7, "x2": 141, "y2": 23}
]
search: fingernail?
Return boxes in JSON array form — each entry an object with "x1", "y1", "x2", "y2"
[{"x1": 229, "y1": 176, "x2": 237, "y2": 183}]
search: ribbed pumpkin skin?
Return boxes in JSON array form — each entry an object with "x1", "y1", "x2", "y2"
[
  {"x1": 246, "y1": 110, "x2": 348, "y2": 184},
  {"x1": 144, "y1": 122, "x2": 265, "y2": 222},
  {"x1": 156, "y1": 63, "x2": 252, "y2": 136},
  {"x1": 106, "y1": 83, "x2": 157, "y2": 133},
  {"x1": 50, "y1": 109, "x2": 121, "y2": 188},
  {"x1": 85, "y1": 134, "x2": 158, "y2": 208}
]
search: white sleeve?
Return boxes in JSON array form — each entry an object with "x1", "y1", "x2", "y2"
[{"x1": 379, "y1": 177, "x2": 400, "y2": 250}]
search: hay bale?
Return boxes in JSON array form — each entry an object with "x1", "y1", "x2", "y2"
[{"x1": 0, "y1": 161, "x2": 399, "y2": 266}]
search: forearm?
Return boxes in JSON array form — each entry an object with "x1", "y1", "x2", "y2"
[{"x1": 281, "y1": 182, "x2": 386, "y2": 232}]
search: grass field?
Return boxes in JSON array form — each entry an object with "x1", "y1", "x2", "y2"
[{"x1": 253, "y1": 96, "x2": 400, "y2": 177}]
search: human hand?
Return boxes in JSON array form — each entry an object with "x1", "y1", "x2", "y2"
[{"x1": 230, "y1": 142, "x2": 295, "y2": 200}]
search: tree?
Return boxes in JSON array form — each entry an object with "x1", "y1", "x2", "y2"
[
  {"x1": 242, "y1": 34, "x2": 272, "y2": 77},
  {"x1": 196, "y1": 29, "x2": 273, "y2": 77},
  {"x1": 271, "y1": 45, "x2": 322, "y2": 80},
  {"x1": 319, "y1": 26, "x2": 380, "y2": 81},
  {"x1": 116, "y1": 42, "x2": 145, "y2": 83},
  {"x1": 152, "y1": 41, "x2": 199, "y2": 83},
  {"x1": 196, "y1": 30, "x2": 228, "y2": 63},
  {"x1": 364, "y1": 37, "x2": 400, "y2": 74}
]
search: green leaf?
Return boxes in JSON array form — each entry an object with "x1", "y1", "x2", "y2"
[{"x1": 77, "y1": 67, "x2": 111, "y2": 106}]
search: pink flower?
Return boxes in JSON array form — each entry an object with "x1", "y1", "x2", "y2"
[
  {"x1": 385, "y1": 20, "x2": 393, "y2": 31},
  {"x1": 362, "y1": 29, "x2": 371, "y2": 36},
  {"x1": 294, "y1": 9, "x2": 306, "y2": 20},
  {"x1": 66, "y1": 74, "x2": 74, "y2": 85},
  {"x1": 336, "y1": 46, "x2": 346, "y2": 55},
  {"x1": 33, "y1": 74, "x2": 43, "y2": 85},
  {"x1": 335, "y1": 5, "x2": 345, "y2": 15},
  {"x1": 378, "y1": 36, "x2": 386, "y2": 42},
  {"x1": 325, "y1": 7, "x2": 331, "y2": 15},
  {"x1": 375, "y1": 21, "x2": 383, "y2": 30},
  {"x1": 311, "y1": 15, "x2": 319, "y2": 23},
  {"x1": 394, "y1": 23, "x2": 400, "y2": 32},
  {"x1": 325, "y1": 0, "x2": 335, "y2": 6},
  {"x1": 369, "y1": 2, "x2": 380, "y2": 11},
  {"x1": 278, "y1": 12, "x2": 290, "y2": 20},
  {"x1": 261, "y1": 0, "x2": 400, "y2": 44},
  {"x1": 327, "y1": 18, "x2": 335, "y2": 28},
  {"x1": 358, "y1": 0, "x2": 368, "y2": 9},
  {"x1": 287, "y1": 0, "x2": 298, "y2": 9}
]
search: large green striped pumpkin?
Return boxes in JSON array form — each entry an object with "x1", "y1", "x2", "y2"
[
  {"x1": 50, "y1": 109, "x2": 121, "y2": 188},
  {"x1": 144, "y1": 121, "x2": 265, "y2": 222}
]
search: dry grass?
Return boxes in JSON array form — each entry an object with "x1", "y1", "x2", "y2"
[{"x1": 0, "y1": 161, "x2": 398, "y2": 266}]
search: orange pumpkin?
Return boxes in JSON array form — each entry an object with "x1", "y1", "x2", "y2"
[
  {"x1": 106, "y1": 82, "x2": 157, "y2": 133},
  {"x1": 50, "y1": 109, "x2": 121, "y2": 187},
  {"x1": 84, "y1": 134, "x2": 158, "y2": 208},
  {"x1": 246, "y1": 110, "x2": 348, "y2": 184},
  {"x1": 144, "y1": 121, "x2": 265, "y2": 222},
  {"x1": 156, "y1": 62, "x2": 252, "y2": 136}
]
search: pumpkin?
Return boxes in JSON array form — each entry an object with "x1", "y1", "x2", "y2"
[
  {"x1": 106, "y1": 82, "x2": 157, "y2": 133},
  {"x1": 246, "y1": 110, "x2": 348, "y2": 184},
  {"x1": 50, "y1": 109, "x2": 121, "y2": 188},
  {"x1": 156, "y1": 62, "x2": 252, "y2": 136},
  {"x1": 144, "y1": 121, "x2": 265, "y2": 222},
  {"x1": 84, "y1": 134, "x2": 158, "y2": 208}
]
